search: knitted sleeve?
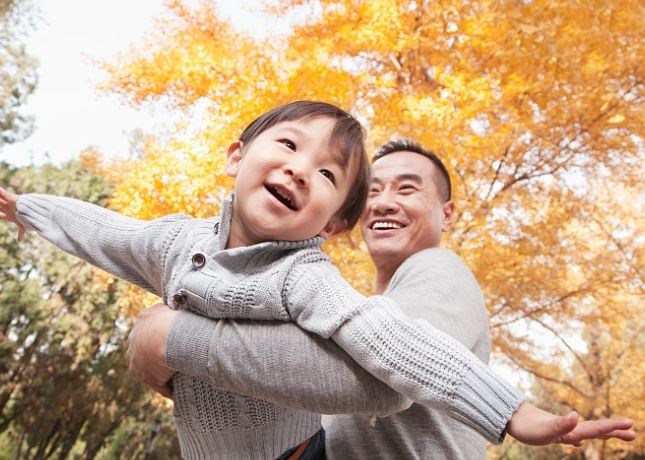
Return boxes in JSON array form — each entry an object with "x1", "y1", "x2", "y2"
[
  {"x1": 166, "y1": 312, "x2": 413, "y2": 416},
  {"x1": 283, "y1": 257, "x2": 525, "y2": 444},
  {"x1": 16, "y1": 194, "x2": 190, "y2": 297}
]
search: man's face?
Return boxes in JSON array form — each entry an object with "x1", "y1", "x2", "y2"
[
  {"x1": 225, "y1": 117, "x2": 351, "y2": 248},
  {"x1": 361, "y1": 150, "x2": 454, "y2": 268}
]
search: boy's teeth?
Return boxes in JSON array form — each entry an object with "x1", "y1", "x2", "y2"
[
  {"x1": 372, "y1": 221, "x2": 402, "y2": 230},
  {"x1": 276, "y1": 190, "x2": 293, "y2": 207},
  {"x1": 268, "y1": 185, "x2": 295, "y2": 210}
]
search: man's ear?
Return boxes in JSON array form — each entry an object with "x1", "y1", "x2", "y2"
[
  {"x1": 225, "y1": 141, "x2": 244, "y2": 177},
  {"x1": 319, "y1": 216, "x2": 347, "y2": 239},
  {"x1": 441, "y1": 201, "x2": 455, "y2": 232}
]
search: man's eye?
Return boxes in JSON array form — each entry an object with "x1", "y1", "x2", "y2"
[
  {"x1": 279, "y1": 139, "x2": 296, "y2": 151},
  {"x1": 399, "y1": 184, "x2": 416, "y2": 192},
  {"x1": 320, "y1": 169, "x2": 336, "y2": 184}
]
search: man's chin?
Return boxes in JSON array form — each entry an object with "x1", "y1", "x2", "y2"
[{"x1": 366, "y1": 240, "x2": 403, "y2": 258}]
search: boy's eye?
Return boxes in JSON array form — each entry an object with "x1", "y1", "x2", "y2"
[
  {"x1": 399, "y1": 184, "x2": 416, "y2": 193},
  {"x1": 320, "y1": 169, "x2": 336, "y2": 184},
  {"x1": 279, "y1": 139, "x2": 296, "y2": 151}
]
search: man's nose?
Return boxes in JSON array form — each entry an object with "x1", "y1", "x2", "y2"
[{"x1": 369, "y1": 190, "x2": 399, "y2": 214}]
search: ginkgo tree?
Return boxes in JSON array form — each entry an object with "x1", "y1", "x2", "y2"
[{"x1": 97, "y1": 0, "x2": 642, "y2": 457}]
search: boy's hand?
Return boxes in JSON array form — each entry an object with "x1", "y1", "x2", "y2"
[
  {"x1": 506, "y1": 401, "x2": 635, "y2": 446},
  {"x1": 127, "y1": 304, "x2": 178, "y2": 399},
  {"x1": 0, "y1": 187, "x2": 25, "y2": 241}
]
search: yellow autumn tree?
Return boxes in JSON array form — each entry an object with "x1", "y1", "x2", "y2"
[{"x1": 98, "y1": 1, "x2": 643, "y2": 457}]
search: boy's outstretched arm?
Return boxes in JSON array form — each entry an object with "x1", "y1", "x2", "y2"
[
  {"x1": 506, "y1": 402, "x2": 635, "y2": 446},
  {"x1": 281, "y1": 258, "x2": 637, "y2": 445},
  {"x1": 11, "y1": 192, "x2": 191, "y2": 297},
  {"x1": 0, "y1": 187, "x2": 26, "y2": 241}
]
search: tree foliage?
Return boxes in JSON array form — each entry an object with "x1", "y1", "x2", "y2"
[
  {"x1": 2, "y1": 0, "x2": 640, "y2": 458},
  {"x1": 0, "y1": 158, "x2": 180, "y2": 459},
  {"x1": 98, "y1": 1, "x2": 643, "y2": 458},
  {"x1": 0, "y1": 0, "x2": 38, "y2": 148}
]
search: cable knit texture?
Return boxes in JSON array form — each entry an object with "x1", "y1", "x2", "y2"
[{"x1": 17, "y1": 193, "x2": 524, "y2": 459}]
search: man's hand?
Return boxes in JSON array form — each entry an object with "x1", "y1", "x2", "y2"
[
  {"x1": 507, "y1": 401, "x2": 635, "y2": 447},
  {"x1": 127, "y1": 304, "x2": 179, "y2": 399},
  {"x1": 0, "y1": 187, "x2": 25, "y2": 241}
]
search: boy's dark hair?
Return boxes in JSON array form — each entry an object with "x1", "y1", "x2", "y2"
[
  {"x1": 373, "y1": 139, "x2": 452, "y2": 202},
  {"x1": 239, "y1": 100, "x2": 369, "y2": 230}
]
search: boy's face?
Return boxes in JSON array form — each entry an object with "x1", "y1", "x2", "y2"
[{"x1": 225, "y1": 117, "x2": 351, "y2": 248}]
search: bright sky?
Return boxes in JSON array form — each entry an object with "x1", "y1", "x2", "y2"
[{"x1": 3, "y1": 0, "x2": 269, "y2": 167}]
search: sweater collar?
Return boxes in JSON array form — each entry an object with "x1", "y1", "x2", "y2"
[{"x1": 216, "y1": 194, "x2": 324, "y2": 253}]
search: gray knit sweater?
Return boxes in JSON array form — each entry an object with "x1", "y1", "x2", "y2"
[
  {"x1": 17, "y1": 194, "x2": 524, "y2": 459},
  {"x1": 166, "y1": 248, "x2": 493, "y2": 459}
]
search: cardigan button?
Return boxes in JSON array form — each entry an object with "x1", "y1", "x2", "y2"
[
  {"x1": 191, "y1": 253, "x2": 206, "y2": 268},
  {"x1": 172, "y1": 292, "x2": 187, "y2": 308}
]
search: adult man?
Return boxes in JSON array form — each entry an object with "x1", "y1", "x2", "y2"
[
  {"x1": 128, "y1": 139, "x2": 634, "y2": 458},
  {"x1": 323, "y1": 139, "x2": 490, "y2": 459}
]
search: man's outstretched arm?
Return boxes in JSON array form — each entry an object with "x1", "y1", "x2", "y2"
[{"x1": 128, "y1": 304, "x2": 412, "y2": 416}]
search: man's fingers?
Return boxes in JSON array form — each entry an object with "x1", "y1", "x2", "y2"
[
  {"x1": 135, "y1": 303, "x2": 169, "y2": 319},
  {"x1": 150, "y1": 383, "x2": 173, "y2": 399}
]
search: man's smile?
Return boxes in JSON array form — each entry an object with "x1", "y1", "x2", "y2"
[{"x1": 370, "y1": 220, "x2": 405, "y2": 230}]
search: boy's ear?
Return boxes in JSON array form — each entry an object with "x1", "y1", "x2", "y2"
[
  {"x1": 225, "y1": 141, "x2": 244, "y2": 177},
  {"x1": 319, "y1": 216, "x2": 347, "y2": 239}
]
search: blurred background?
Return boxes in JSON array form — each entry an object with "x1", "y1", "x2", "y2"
[{"x1": 0, "y1": 0, "x2": 642, "y2": 458}]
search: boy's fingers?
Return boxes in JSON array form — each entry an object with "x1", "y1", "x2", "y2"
[
  {"x1": 17, "y1": 225, "x2": 25, "y2": 242},
  {"x1": 561, "y1": 419, "x2": 635, "y2": 445},
  {"x1": 594, "y1": 430, "x2": 637, "y2": 442},
  {"x1": 553, "y1": 411, "x2": 578, "y2": 439},
  {"x1": 0, "y1": 187, "x2": 16, "y2": 203}
]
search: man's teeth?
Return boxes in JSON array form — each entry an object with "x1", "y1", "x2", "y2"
[{"x1": 372, "y1": 221, "x2": 402, "y2": 230}]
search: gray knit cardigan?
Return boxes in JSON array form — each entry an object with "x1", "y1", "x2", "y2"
[{"x1": 17, "y1": 194, "x2": 524, "y2": 459}]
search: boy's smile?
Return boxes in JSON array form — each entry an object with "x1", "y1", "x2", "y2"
[
  {"x1": 265, "y1": 183, "x2": 298, "y2": 210},
  {"x1": 225, "y1": 117, "x2": 351, "y2": 248}
]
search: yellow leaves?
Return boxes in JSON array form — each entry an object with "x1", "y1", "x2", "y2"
[
  {"x1": 608, "y1": 113, "x2": 625, "y2": 123},
  {"x1": 583, "y1": 51, "x2": 610, "y2": 76},
  {"x1": 94, "y1": 2, "x2": 644, "y2": 453}
]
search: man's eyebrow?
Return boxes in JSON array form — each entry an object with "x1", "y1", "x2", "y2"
[
  {"x1": 396, "y1": 173, "x2": 423, "y2": 183},
  {"x1": 370, "y1": 173, "x2": 424, "y2": 184}
]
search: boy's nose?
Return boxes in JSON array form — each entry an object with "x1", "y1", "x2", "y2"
[{"x1": 283, "y1": 163, "x2": 308, "y2": 187}]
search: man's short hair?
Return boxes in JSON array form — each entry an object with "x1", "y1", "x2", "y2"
[{"x1": 373, "y1": 139, "x2": 452, "y2": 202}]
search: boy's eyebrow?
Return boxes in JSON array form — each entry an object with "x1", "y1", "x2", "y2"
[
  {"x1": 280, "y1": 126, "x2": 310, "y2": 140},
  {"x1": 281, "y1": 125, "x2": 347, "y2": 169},
  {"x1": 328, "y1": 147, "x2": 346, "y2": 169}
]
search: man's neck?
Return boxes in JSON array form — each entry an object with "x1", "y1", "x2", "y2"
[{"x1": 374, "y1": 261, "x2": 399, "y2": 294}]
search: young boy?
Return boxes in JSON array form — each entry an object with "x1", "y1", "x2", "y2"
[{"x1": 1, "y1": 101, "x2": 526, "y2": 459}]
